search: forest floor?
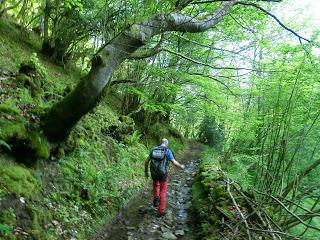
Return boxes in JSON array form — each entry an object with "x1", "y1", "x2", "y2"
[{"x1": 92, "y1": 142, "x2": 203, "y2": 240}]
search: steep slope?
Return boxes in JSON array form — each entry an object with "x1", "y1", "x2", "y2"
[{"x1": 0, "y1": 19, "x2": 184, "y2": 239}]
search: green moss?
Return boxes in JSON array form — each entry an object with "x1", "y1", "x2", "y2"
[
  {"x1": 57, "y1": 147, "x2": 65, "y2": 158},
  {"x1": 0, "y1": 101, "x2": 21, "y2": 115},
  {"x1": 28, "y1": 132, "x2": 50, "y2": 159},
  {"x1": 208, "y1": 214, "x2": 218, "y2": 224},
  {"x1": 30, "y1": 208, "x2": 50, "y2": 239},
  {"x1": 0, "y1": 119, "x2": 26, "y2": 141},
  {"x1": 209, "y1": 185, "x2": 229, "y2": 201},
  {"x1": 0, "y1": 159, "x2": 40, "y2": 197},
  {"x1": 0, "y1": 19, "x2": 35, "y2": 71},
  {"x1": 15, "y1": 73, "x2": 33, "y2": 87},
  {"x1": 0, "y1": 208, "x2": 16, "y2": 226}
]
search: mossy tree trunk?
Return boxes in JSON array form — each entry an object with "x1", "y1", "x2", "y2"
[{"x1": 42, "y1": 1, "x2": 236, "y2": 142}]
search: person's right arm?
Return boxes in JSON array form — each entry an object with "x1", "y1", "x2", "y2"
[
  {"x1": 172, "y1": 159, "x2": 185, "y2": 169},
  {"x1": 167, "y1": 148, "x2": 185, "y2": 169}
]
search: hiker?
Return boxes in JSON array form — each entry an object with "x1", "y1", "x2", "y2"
[{"x1": 145, "y1": 138, "x2": 185, "y2": 216}]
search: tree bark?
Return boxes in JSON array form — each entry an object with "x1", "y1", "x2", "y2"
[
  {"x1": 43, "y1": 0, "x2": 50, "y2": 42},
  {"x1": 42, "y1": 1, "x2": 236, "y2": 141}
]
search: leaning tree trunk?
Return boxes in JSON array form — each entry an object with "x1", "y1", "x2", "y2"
[
  {"x1": 42, "y1": 34, "x2": 144, "y2": 141},
  {"x1": 41, "y1": 1, "x2": 236, "y2": 142}
]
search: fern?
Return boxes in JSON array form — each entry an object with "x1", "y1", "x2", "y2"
[
  {"x1": 0, "y1": 223, "x2": 13, "y2": 235},
  {"x1": 0, "y1": 140, "x2": 11, "y2": 151}
]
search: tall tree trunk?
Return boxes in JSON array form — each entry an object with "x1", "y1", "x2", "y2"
[
  {"x1": 41, "y1": 1, "x2": 236, "y2": 142},
  {"x1": 43, "y1": 0, "x2": 50, "y2": 42}
]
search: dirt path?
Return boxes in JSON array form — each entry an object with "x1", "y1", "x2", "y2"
[{"x1": 92, "y1": 143, "x2": 203, "y2": 240}]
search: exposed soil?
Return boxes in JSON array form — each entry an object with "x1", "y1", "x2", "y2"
[{"x1": 92, "y1": 142, "x2": 203, "y2": 240}]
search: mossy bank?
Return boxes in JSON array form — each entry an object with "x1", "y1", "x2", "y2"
[
  {"x1": 191, "y1": 149, "x2": 265, "y2": 239},
  {"x1": 0, "y1": 19, "x2": 184, "y2": 239}
]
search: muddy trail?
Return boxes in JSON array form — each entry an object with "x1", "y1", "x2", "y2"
[{"x1": 92, "y1": 143, "x2": 203, "y2": 240}]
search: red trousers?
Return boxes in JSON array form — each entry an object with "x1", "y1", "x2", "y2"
[{"x1": 153, "y1": 178, "x2": 168, "y2": 214}]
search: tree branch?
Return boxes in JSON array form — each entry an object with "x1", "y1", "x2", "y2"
[
  {"x1": 129, "y1": 33, "x2": 171, "y2": 59},
  {"x1": 255, "y1": 190, "x2": 320, "y2": 232},
  {"x1": 188, "y1": 72, "x2": 238, "y2": 96},
  {"x1": 172, "y1": 33, "x2": 246, "y2": 55},
  {"x1": 128, "y1": 0, "x2": 236, "y2": 43},
  {"x1": 282, "y1": 158, "x2": 320, "y2": 198},
  {"x1": 226, "y1": 179, "x2": 252, "y2": 240},
  {"x1": 0, "y1": 1, "x2": 21, "y2": 17},
  {"x1": 42, "y1": 1, "x2": 238, "y2": 140},
  {"x1": 237, "y1": 2, "x2": 311, "y2": 43},
  {"x1": 163, "y1": 47, "x2": 278, "y2": 73},
  {"x1": 110, "y1": 80, "x2": 136, "y2": 86}
]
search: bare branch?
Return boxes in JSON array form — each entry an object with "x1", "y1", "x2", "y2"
[
  {"x1": 282, "y1": 158, "x2": 320, "y2": 198},
  {"x1": 110, "y1": 80, "x2": 136, "y2": 86},
  {"x1": 188, "y1": 72, "x2": 238, "y2": 96},
  {"x1": 248, "y1": 228, "x2": 297, "y2": 238},
  {"x1": 226, "y1": 179, "x2": 252, "y2": 240},
  {"x1": 255, "y1": 190, "x2": 320, "y2": 232},
  {"x1": 163, "y1": 48, "x2": 280, "y2": 73},
  {"x1": 172, "y1": 33, "x2": 245, "y2": 55},
  {"x1": 237, "y1": 2, "x2": 311, "y2": 43}
]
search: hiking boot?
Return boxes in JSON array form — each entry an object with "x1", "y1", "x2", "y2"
[{"x1": 153, "y1": 197, "x2": 160, "y2": 207}]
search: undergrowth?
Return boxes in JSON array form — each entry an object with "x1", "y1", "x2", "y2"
[{"x1": 0, "y1": 18, "x2": 185, "y2": 239}]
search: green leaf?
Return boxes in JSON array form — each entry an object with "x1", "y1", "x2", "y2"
[
  {"x1": 0, "y1": 140, "x2": 11, "y2": 151},
  {"x1": 0, "y1": 223, "x2": 13, "y2": 235}
]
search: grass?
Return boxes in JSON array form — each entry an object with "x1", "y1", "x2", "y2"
[
  {"x1": 0, "y1": 158, "x2": 39, "y2": 198},
  {"x1": 0, "y1": 17, "x2": 186, "y2": 239}
]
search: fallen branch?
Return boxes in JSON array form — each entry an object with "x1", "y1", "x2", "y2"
[
  {"x1": 226, "y1": 179, "x2": 252, "y2": 240},
  {"x1": 254, "y1": 190, "x2": 320, "y2": 232},
  {"x1": 248, "y1": 227, "x2": 297, "y2": 238},
  {"x1": 232, "y1": 185, "x2": 281, "y2": 240}
]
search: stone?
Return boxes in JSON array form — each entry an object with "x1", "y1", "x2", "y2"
[
  {"x1": 19, "y1": 197, "x2": 25, "y2": 204},
  {"x1": 175, "y1": 230, "x2": 185, "y2": 236},
  {"x1": 161, "y1": 226, "x2": 169, "y2": 232},
  {"x1": 151, "y1": 224, "x2": 159, "y2": 230},
  {"x1": 161, "y1": 231, "x2": 177, "y2": 240}
]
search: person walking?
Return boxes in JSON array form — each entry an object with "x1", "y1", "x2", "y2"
[{"x1": 145, "y1": 138, "x2": 185, "y2": 216}]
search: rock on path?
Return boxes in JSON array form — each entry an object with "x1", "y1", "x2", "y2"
[{"x1": 92, "y1": 143, "x2": 202, "y2": 240}]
